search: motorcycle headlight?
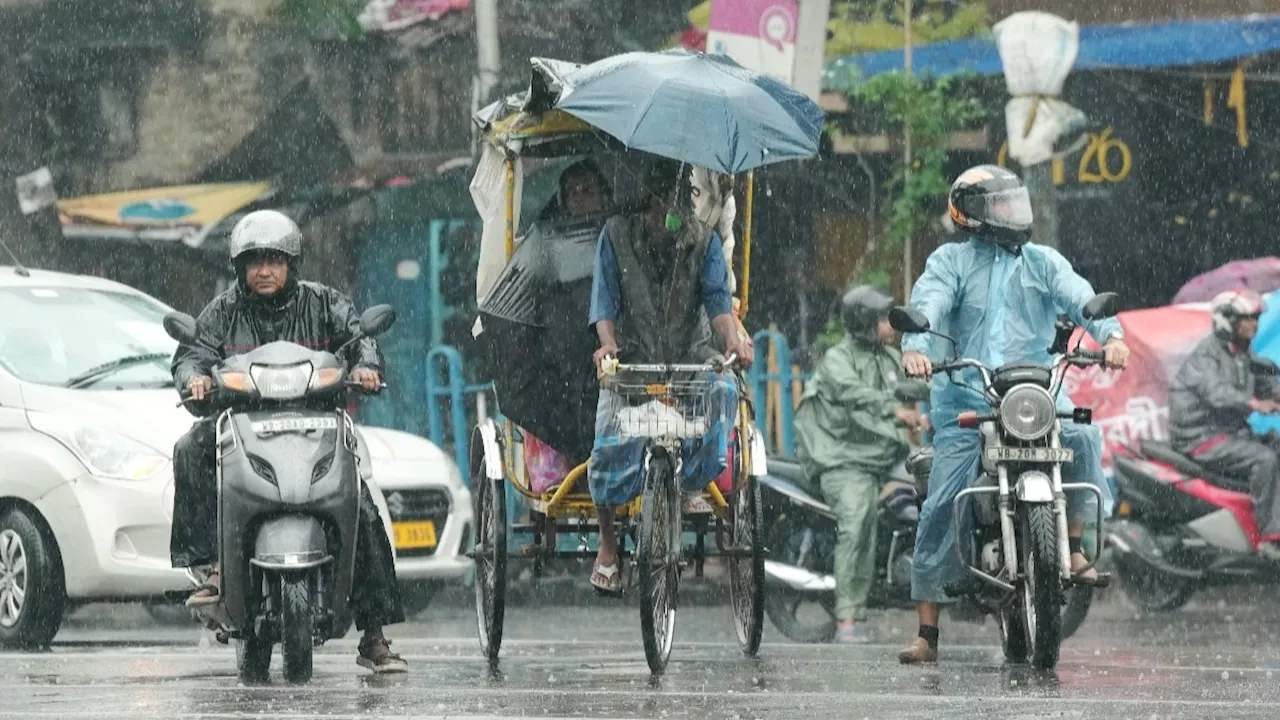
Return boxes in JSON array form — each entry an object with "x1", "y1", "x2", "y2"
[
  {"x1": 250, "y1": 363, "x2": 313, "y2": 400},
  {"x1": 28, "y1": 413, "x2": 169, "y2": 481},
  {"x1": 998, "y1": 385, "x2": 1056, "y2": 441}
]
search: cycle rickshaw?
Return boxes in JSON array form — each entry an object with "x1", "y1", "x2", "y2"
[{"x1": 466, "y1": 51, "x2": 822, "y2": 673}]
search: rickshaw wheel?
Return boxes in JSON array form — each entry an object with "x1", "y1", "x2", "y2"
[
  {"x1": 638, "y1": 449, "x2": 681, "y2": 675},
  {"x1": 471, "y1": 426, "x2": 507, "y2": 664},
  {"x1": 729, "y1": 475, "x2": 765, "y2": 656}
]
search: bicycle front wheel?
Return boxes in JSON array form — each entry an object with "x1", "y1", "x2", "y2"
[{"x1": 638, "y1": 450, "x2": 681, "y2": 674}]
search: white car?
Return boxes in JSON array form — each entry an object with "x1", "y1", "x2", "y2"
[{"x1": 0, "y1": 267, "x2": 472, "y2": 648}]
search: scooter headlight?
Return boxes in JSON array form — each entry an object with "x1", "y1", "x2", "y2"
[
  {"x1": 250, "y1": 362, "x2": 313, "y2": 400},
  {"x1": 998, "y1": 385, "x2": 1056, "y2": 441}
]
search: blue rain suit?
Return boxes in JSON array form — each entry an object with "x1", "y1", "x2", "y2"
[{"x1": 902, "y1": 238, "x2": 1121, "y2": 603}]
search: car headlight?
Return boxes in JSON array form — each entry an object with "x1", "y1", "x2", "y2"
[
  {"x1": 28, "y1": 412, "x2": 169, "y2": 481},
  {"x1": 998, "y1": 385, "x2": 1056, "y2": 441},
  {"x1": 250, "y1": 363, "x2": 313, "y2": 400}
]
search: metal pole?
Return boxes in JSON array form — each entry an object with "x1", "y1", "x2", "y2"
[
  {"x1": 474, "y1": 0, "x2": 501, "y2": 105},
  {"x1": 902, "y1": 0, "x2": 915, "y2": 299}
]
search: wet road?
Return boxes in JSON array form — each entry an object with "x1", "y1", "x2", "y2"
[{"x1": 5, "y1": 583, "x2": 1280, "y2": 719}]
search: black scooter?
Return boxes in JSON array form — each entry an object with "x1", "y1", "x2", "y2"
[{"x1": 164, "y1": 305, "x2": 395, "y2": 684}]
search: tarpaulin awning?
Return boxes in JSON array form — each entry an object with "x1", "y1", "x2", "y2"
[
  {"x1": 825, "y1": 14, "x2": 1280, "y2": 86},
  {"x1": 58, "y1": 182, "x2": 273, "y2": 247}
]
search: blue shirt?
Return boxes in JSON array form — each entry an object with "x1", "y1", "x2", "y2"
[{"x1": 588, "y1": 225, "x2": 733, "y2": 326}]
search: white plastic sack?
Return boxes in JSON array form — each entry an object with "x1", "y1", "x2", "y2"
[
  {"x1": 691, "y1": 166, "x2": 739, "y2": 294},
  {"x1": 616, "y1": 400, "x2": 707, "y2": 439},
  {"x1": 993, "y1": 12, "x2": 1079, "y2": 97},
  {"x1": 1005, "y1": 96, "x2": 1089, "y2": 167}
]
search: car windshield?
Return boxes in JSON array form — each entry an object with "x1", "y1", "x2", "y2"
[{"x1": 0, "y1": 286, "x2": 177, "y2": 389}]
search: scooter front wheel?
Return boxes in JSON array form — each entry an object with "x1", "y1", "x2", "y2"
[{"x1": 280, "y1": 573, "x2": 314, "y2": 684}]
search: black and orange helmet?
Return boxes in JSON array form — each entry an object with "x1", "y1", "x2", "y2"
[{"x1": 947, "y1": 164, "x2": 1033, "y2": 250}]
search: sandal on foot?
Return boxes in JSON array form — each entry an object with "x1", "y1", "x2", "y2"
[
  {"x1": 185, "y1": 572, "x2": 221, "y2": 608},
  {"x1": 590, "y1": 562, "x2": 623, "y2": 597},
  {"x1": 358, "y1": 637, "x2": 408, "y2": 674},
  {"x1": 1070, "y1": 553, "x2": 1099, "y2": 585}
]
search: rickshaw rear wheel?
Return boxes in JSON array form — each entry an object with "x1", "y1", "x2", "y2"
[
  {"x1": 638, "y1": 449, "x2": 681, "y2": 675},
  {"x1": 471, "y1": 426, "x2": 507, "y2": 665},
  {"x1": 729, "y1": 475, "x2": 765, "y2": 656}
]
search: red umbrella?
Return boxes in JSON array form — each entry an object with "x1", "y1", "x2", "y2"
[{"x1": 1172, "y1": 257, "x2": 1280, "y2": 304}]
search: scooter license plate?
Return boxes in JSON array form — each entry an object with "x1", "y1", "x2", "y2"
[
  {"x1": 250, "y1": 416, "x2": 339, "y2": 435},
  {"x1": 984, "y1": 447, "x2": 1074, "y2": 463}
]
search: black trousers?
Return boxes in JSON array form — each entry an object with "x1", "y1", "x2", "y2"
[
  {"x1": 170, "y1": 417, "x2": 405, "y2": 630},
  {"x1": 1193, "y1": 433, "x2": 1280, "y2": 540}
]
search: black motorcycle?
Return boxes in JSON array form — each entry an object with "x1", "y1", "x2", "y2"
[
  {"x1": 164, "y1": 305, "x2": 395, "y2": 684},
  {"x1": 761, "y1": 382, "x2": 933, "y2": 643}
]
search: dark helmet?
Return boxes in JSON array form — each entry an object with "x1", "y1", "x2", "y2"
[
  {"x1": 840, "y1": 285, "x2": 894, "y2": 340},
  {"x1": 947, "y1": 164, "x2": 1033, "y2": 250}
]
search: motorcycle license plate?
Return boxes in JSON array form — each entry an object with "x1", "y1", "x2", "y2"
[
  {"x1": 984, "y1": 447, "x2": 1074, "y2": 463},
  {"x1": 393, "y1": 521, "x2": 437, "y2": 549},
  {"x1": 250, "y1": 416, "x2": 339, "y2": 435}
]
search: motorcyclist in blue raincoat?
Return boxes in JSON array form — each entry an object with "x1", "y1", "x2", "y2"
[{"x1": 896, "y1": 165, "x2": 1130, "y2": 664}]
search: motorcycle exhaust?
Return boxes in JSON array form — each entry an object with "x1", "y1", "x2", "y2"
[
  {"x1": 764, "y1": 560, "x2": 836, "y2": 592},
  {"x1": 1106, "y1": 520, "x2": 1205, "y2": 580}
]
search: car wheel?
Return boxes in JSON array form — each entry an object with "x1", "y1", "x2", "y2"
[{"x1": 0, "y1": 507, "x2": 66, "y2": 650}]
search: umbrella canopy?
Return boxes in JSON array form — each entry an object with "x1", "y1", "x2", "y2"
[
  {"x1": 556, "y1": 49, "x2": 823, "y2": 174},
  {"x1": 1172, "y1": 257, "x2": 1280, "y2": 304}
]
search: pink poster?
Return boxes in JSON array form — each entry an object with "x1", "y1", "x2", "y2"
[{"x1": 706, "y1": 0, "x2": 799, "y2": 84}]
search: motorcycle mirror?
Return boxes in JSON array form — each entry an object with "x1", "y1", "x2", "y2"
[
  {"x1": 889, "y1": 306, "x2": 931, "y2": 334},
  {"x1": 163, "y1": 312, "x2": 199, "y2": 344},
  {"x1": 894, "y1": 380, "x2": 931, "y2": 404},
  {"x1": 358, "y1": 305, "x2": 397, "y2": 338},
  {"x1": 1082, "y1": 292, "x2": 1120, "y2": 320}
]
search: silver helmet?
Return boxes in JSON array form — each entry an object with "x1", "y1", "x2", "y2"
[{"x1": 228, "y1": 210, "x2": 302, "y2": 262}]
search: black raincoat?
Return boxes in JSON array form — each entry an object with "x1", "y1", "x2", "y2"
[{"x1": 169, "y1": 279, "x2": 404, "y2": 630}]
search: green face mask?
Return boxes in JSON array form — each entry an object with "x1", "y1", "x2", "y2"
[{"x1": 664, "y1": 212, "x2": 683, "y2": 232}]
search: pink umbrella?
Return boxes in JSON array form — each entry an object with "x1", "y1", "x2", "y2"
[{"x1": 1173, "y1": 257, "x2": 1280, "y2": 304}]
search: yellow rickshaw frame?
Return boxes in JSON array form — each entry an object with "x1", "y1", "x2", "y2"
[{"x1": 481, "y1": 108, "x2": 758, "y2": 520}]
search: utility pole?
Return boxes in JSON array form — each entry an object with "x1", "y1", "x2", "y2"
[
  {"x1": 793, "y1": 0, "x2": 832, "y2": 102},
  {"x1": 902, "y1": 0, "x2": 914, "y2": 300},
  {"x1": 472, "y1": 0, "x2": 501, "y2": 148}
]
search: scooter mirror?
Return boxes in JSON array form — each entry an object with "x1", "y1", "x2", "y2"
[
  {"x1": 163, "y1": 312, "x2": 199, "y2": 344},
  {"x1": 1082, "y1": 292, "x2": 1120, "y2": 320},
  {"x1": 889, "y1": 306, "x2": 931, "y2": 334},
  {"x1": 358, "y1": 305, "x2": 397, "y2": 338}
]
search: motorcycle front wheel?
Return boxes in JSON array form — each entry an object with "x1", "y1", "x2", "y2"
[
  {"x1": 1022, "y1": 505, "x2": 1064, "y2": 670},
  {"x1": 762, "y1": 514, "x2": 837, "y2": 644}
]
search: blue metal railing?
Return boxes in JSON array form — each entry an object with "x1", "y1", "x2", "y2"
[
  {"x1": 746, "y1": 330, "x2": 811, "y2": 458},
  {"x1": 425, "y1": 345, "x2": 493, "y2": 482}
]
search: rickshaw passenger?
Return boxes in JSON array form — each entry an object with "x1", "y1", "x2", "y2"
[
  {"x1": 525, "y1": 159, "x2": 614, "y2": 492},
  {"x1": 586, "y1": 159, "x2": 756, "y2": 595}
]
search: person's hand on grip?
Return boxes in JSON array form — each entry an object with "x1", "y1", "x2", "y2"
[
  {"x1": 351, "y1": 367, "x2": 381, "y2": 392},
  {"x1": 187, "y1": 376, "x2": 214, "y2": 401},
  {"x1": 1103, "y1": 337, "x2": 1130, "y2": 371},
  {"x1": 903, "y1": 351, "x2": 932, "y2": 379}
]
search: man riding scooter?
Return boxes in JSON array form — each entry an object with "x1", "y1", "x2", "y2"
[
  {"x1": 793, "y1": 286, "x2": 928, "y2": 643},
  {"x1": 1168, "y1": 289, "x2": 1280, "y2": 559},
  {"x1": 170, "y1": 210, "x2": 408, "y2": 673}
]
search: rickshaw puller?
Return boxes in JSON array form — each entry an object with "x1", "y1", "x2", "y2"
[{"x1": 586, "y1": 159, "x2": 755, "y2": 595}]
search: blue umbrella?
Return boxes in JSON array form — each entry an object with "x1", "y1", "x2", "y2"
[{"x1": 556, "y1": 49, "x2": 823, "y2": 174}]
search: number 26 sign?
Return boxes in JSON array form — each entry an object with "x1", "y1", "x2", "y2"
[{"x1": 997, "y1": 126, "x2": 1133, "y2": 185}]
